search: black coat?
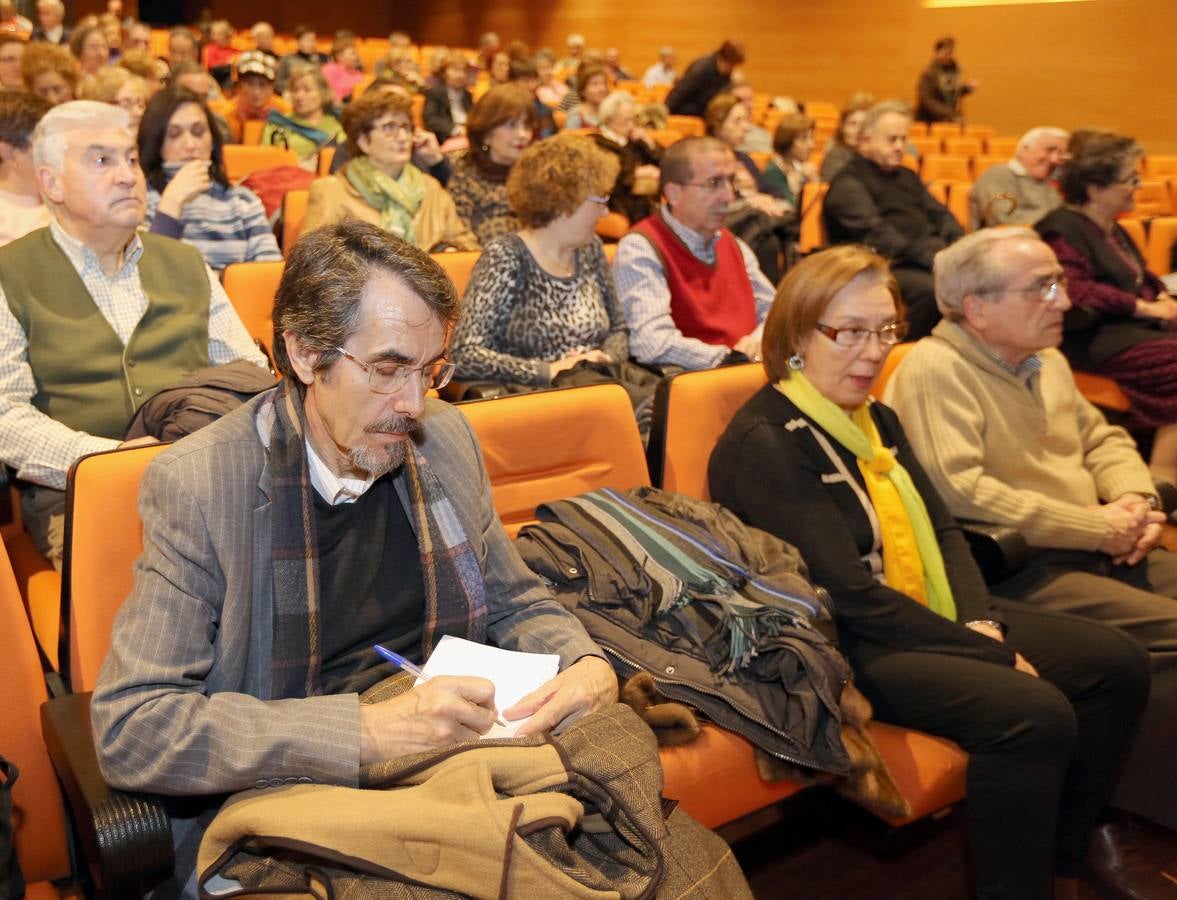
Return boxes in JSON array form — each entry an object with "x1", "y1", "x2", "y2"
[{"x1": 422, "y1": 82, "x2": 471, "y2": 143}]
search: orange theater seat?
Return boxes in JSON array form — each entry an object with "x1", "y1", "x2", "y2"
[
  {"x1": 648, "y1": 128, "x2": 683, "y2": 148},
  {"x1": 921, "y1": 155, "x2": 971, "y2": 183},
  {"x1": 929, "y1": 122, "x2": 961, "y2": 141},
  {"x1": 317, "y1": 146, "x2": 336, "y2": 176},
  {"x1": 432, "y1": 250, "x2": 482, "y2": 296},
  {"x1": 1133, "y1": 180, "x2": 1172, "y2": 217},
  {"x1": 1073, "y1": 371, "x2": 1130, "y2": 414},
  {"x1": 799, "y1": 181, "x2": 829, "y2": 253},
  {"x1": 222, "y1": 144, "x2": 299, "y2": 182},
  {"x1": 223, "y1": 259, "x2": 284, "y2": 351},
  {"x1": 241, "y1": 118, "x2": 265, "y2": 145},
  {"x1": 665, "y1": 115, "x2": 705, "y2": 137},
  {"x1": 805, "y1": 100, "x2": 839, "y2": 120},
  {"x1": 1144, "y1": 155, "x2": 1177, "y2": 179},
  {"x1": 962, "y1": 124, "x2": 995, "y2": 143},
  {"x1": 972, "y1": 155, "x2": 1005, "y2": 179},
  {"x1": 943, "y1": 136, "x2": 982, "y2": 158},
  {"x1": 909, "y1": 135, "x2": 940, "y2": 157},
  {"x1": 281, "y1": 187, "x2": 310, "y2": 253},
  {"x1": 873, "y1": 342, "x2": 915, "y2": 398},
  {"x1": 595, "y1": 211, "x2": 630, "y2": 241},
  {"x1": 907, "y1": 121, "x2": 928, "y2": 138},
  {"x1": 1146, "y1": 216, "x2": 1177, "y2": 275},
  {"x1": 986, "y1": 136, "x2": 1018, "y2": 157}
]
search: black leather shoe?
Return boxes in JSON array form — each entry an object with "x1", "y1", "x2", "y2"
[{"x1": 1085, "y1": 821, "x2": 1177, "y2": 900}]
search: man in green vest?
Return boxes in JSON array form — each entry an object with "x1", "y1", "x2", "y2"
[{"x1": 0, "y1": 100, "x2": 267, "y2": 566}]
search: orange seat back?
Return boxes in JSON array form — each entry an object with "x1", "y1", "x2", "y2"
[
  {"x1": 929, "y1": 122, "x2": 961, "y2": 140},
  {"x1": 962, "y1": 124, "x2": 994, "y2": 143},
  {"x1": 1133, "y1": 179, "x2": 1172, "y2": 217},
  {"x1": 0, "y1": 539, "x2": 71, "y2": 887},
  {"x1": 804, "y1": 100, "x2": 838, "y2": 120},
  {"x1": 665, "y1": 115, "x2": 704, "y2": 137},
  {"x1": 222, "y1": 144, "x2": 299, "y2": 182},
  {"x1": 1119, "y1": 217, "x2": 1147, "y2": 255},
  {"x1": 908, "y1": 135, "x2": 940, "y2": 157},
  {"x1": 458, "y1": 384, "x2": 650, "y2": 535},
  {"x1": 985, "y1": 136, "x2": 1018, "y2": 157},
  {"x1": 241, "y1": 118, "x2": 265, "y2": 145},
  {"x1": 799, "y1": 181, "x2": 829, "y2": 252},
  {"x1": 1073, "y1": 371, "x2": 1130, "y2": 413},
  {"x1": 63, "y1": 444, "x2": 169, "y2": 692},
  {"x1": 1146, "y1": 215, "x2": 1177, "y2": 275},
  {"x1": 1144, "y1": 155, "x2": 1177, "y2": 179},
  {"x1": 921, "y1": 154, "x2": 971, "y2": 183},
  {"x1": 648, "y1": 128, "x2": 683, "y2": 148},
  {"x1": 872, "y1": 342, "x2": 916, "y2": 399},
  {"x1": 281, "y1": 188, "x2": 310, "y2": 253},
  {"x1": 317, "y1": 147, "x2": 336, "y2": 176},
  {"x1": 223, "y1": 260, "x2": 285, "y2": 352},
  {"x1": 650, "y1": 363, "x2": 768, "y2": 499},
  {"x1": 431, "y1": 250, "x2": 481, "y2": 296},
  {"x1": 943, "y1": 136, "x2": 981, "y2": 158},
  {"x1": 595, "y1": 211, "x2": 630, "y2": 241}
]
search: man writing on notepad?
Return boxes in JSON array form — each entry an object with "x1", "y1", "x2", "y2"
[{"x1": 90, "y1": 221, "x2": 618, "y2": 895}]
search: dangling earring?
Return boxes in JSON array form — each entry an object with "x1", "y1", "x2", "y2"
[
  {"x1": 480, "y1": 143, "x2": 490, "y2": 153},
  {"x1": 787, "y1": 354, "x2": 805, "y2": 371}
]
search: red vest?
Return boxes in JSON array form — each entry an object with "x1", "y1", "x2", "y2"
[{"x1": 631, "y1": 212, "x2": 757, "y2": 347}]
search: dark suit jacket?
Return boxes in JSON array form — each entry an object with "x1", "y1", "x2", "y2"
[{"x1": 423, "y1": 82, "x2": 472, "y2": 142}]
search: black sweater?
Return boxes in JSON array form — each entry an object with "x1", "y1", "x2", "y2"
[{"x1": 708, "y1": 384, "x2": 1014, "y2": 666}]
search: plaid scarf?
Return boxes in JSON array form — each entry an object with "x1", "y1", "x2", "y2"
[{"x1": 263, "y1": 380, "x2": 487, "y2": 700}]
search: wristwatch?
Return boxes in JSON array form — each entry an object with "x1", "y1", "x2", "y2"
[{"x1": 965, "y1": 619, "x2": 1006, "y2": 637}]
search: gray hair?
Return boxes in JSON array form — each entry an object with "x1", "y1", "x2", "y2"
[
  {"x1": 933, "y1": 226, "x2": 1039, "y2": 321},
  {"x1": 860, "y1": 100, "x2": 912, "y2": 136},
  {"x1": 35, "y1": 0, "x2": 63, "y2": 13},
  {"x1": 273, "y1": 220, "x2": 460, "y2": 381},
  {"x1": 33, "y1": 100, "x2": 130, "y2": 172},
  {"x1": 1017, "y1": 126, "x2": 1068, "y2": 154},
  {"x1": 597, "y1": 90, "x2": 634, "y2": 126}
]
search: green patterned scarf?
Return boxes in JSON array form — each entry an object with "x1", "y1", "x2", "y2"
[{"x1": 345, "y1": 156, "x2": 426, "y2": 245}]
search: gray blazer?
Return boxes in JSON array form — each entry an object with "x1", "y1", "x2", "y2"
[{"x1": 90, "y1": 390, "x2": 603, "y2": 882}]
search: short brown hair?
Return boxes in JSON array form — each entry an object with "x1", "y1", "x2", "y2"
[
  {"x1": 1058, "y1": 133, "x2": 1141, "y2": 205},
  {"x1": 274, "y1": 220, "x2": 460, "y2": 380},
  {"x1": 761, "y1": 245, "x2": 900, "y2": 382},
  {"x1": 575, "y1": 62, "x2": 606, "y2": 95},
  {"x1": 341, "y1": 90, "x2": 412, "y2": 157},
  {"x1": 285, "y1": 61, "x2": 334, "y2": 114},
  {"x1": 466, "y1": 83, "x2": 536, "y2": 168},
  {"x1": 772, "y1": 113, "x2": 814, "y2": 157},
  {"x1": 506, "y1": 133, "x2": 619, "y2": 228},
  {"x1": 703, "y1": 92, "x2": 740, "y2": 137},
  {"x1": 0, "y1": 90, "x2": 52, "y2": 150},
  {"x1": 117, "y1": 48, "x2": 157, "y2": 79},
  {"x1": 21, "y1": 41, "x2": 78, "y2": 93}
]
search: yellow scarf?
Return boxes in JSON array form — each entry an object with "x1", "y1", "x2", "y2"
[{"x1": 776, "y1": 372, "x2": 957, "y2": 621}]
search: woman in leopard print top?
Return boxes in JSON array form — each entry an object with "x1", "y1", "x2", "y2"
[{"x1": 452, "y1": 134, "x2": 627, "y2": 386}]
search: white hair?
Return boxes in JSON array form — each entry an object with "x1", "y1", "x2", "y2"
[
  {"x1": 932, "y1": 226, "x2": 1040, "y2": 321},
  {"x1": 33, "y1": 100, "x2": 130, "y2": 172},
  {"x1": 36, "y1": 0, "x2": 63, "y2": 13},
  {"x1": 1017, "y1": 126, "x2": 1069, "y2": 153},
  {"x1": 567, "y1": 33, "x2": 585, "y2": 47},
  {"x1": 860, "y1": 100, "x2": 912, "y2": 136},
  {"x1": 250, "y1": 21, "x2": 273, "y2": 37},
  {"x1": 598, "y1": 90, "x2": 635, "y2": 125}
]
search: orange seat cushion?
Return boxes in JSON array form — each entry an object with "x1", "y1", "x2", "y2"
[{"x1": 1073, "y1": 371, "x2": 1130, "y2": 413}]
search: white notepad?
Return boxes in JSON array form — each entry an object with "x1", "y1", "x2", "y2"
[{"x1": 419, "y1": 635, "x2": 560, "y2": 738}]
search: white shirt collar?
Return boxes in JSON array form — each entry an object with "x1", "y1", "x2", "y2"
[{"x1": 305, "y1": 438, "x2": 376, "y2": 505}]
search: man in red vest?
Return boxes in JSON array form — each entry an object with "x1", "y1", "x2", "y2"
[{"x1": 613, "y1": 136, "x2": 774, "y2": 370}]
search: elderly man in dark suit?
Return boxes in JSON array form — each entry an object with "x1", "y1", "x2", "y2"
[{"x1": 91, "y1": 221, "x2": 617, "y2": 894}]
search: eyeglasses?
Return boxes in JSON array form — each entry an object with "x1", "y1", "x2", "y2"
[
  {"x1": 814, "y1": 321, "x2": 910, "y2": 347},
  {"x1": 1118, "y1": 173, "x2": 1142, "y2": 188},
  {"x1": 587, "y1": 194, "x2": 610, "y2": 205},
  {"x1": 679, "y1": 174, "x2": 738, "y2": 191},
  {"x1": 335, "y1": 348, "x2": 455, "y2": 393},
  {"x1": 978, "y1": 278, "x2": 1067, "y2": 304},
  {"x1": 370, "y1": 120, "x2": 412, "y2": 137}
]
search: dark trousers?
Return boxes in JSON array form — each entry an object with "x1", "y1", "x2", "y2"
[
  {"x1": 850, "y1": 601, "x2": 1149, "y2": 900},
  {"x1": 892, "y1": 266, "x2": 941, "y2": 341}
]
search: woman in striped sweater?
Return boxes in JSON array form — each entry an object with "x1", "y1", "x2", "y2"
[{"x1": 138, "y1": 88, "x2": 281, "y2": 273}]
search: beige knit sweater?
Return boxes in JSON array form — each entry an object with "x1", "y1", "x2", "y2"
[{"x1": 884, "y1": 320, "x2": 1154, "y2": 552}]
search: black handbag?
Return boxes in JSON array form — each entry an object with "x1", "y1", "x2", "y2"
[{"x1": 0, "y1": 756, "x2": 25, "y2": 900}]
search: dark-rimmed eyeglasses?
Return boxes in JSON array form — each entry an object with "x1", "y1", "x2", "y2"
[
  {"x1": 678, "y1": 174, "x2": 738, "y2": 191},
  {"x1": 335, "y1": 348, "x2": 455, "y2": 393},
  {"x1": 814, "y1": 321, "x2": 910, "y2": 347}
]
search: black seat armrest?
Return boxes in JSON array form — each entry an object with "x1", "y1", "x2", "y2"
[
  {"x1": 41, "y1": 692, "x2": 173, "y2": 897},
  {"x1": 960, "y1": 521, "x2": 1028, "y2": 584}
]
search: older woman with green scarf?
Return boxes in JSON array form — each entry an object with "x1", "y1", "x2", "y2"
[{"x1": 303, "y1": 91, "x2": 478, "y2": 252}]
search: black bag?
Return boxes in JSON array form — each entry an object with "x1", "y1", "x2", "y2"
[{"x1": 0, "y1": 756, "x2": 25, "y2": 900}]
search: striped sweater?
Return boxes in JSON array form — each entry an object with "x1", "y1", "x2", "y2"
[{"x1": 146, "y1": 182, "x2": 282, "y2": 273}]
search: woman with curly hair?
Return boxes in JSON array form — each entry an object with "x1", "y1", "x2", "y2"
[
  {"x1": 451, "y1": 134, "x2": 627, "y2": 387},
  {"x1": 447, "y1": 84, "x2": 536, "y2": 245},
  {"x1": 302, "y1": 90, "x2": 477, "y2": 252},
  {"x1": 21, "y1": 40, "x2": 76, "y2": 105}
]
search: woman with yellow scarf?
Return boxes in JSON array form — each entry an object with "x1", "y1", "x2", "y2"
[
  {"x1": 303, "y1": 91, "x2": 478, "y2": 254},
  {"x1": 708, "y1": 246, "x2": 1149, "y2": 900}
]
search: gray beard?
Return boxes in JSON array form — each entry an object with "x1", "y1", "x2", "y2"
[{"x1": 347, "y1": 413, "x2": 418, "y2": 477}]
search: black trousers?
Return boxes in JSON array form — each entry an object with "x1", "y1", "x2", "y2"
[{"x1": 849, "y1": 601, "x2": 1150, "y2": 900}]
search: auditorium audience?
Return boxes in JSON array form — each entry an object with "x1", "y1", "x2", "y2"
[
  {"x1": 603, "y1": 47, "x2": 632, "y2": 83},
  {"x1": 763, "y1": 113, "x2": 816, "y2": 213},
  {"x1": 201, "y1": 19, "x2": 236, "y2": 89},
  {"x1": 1034, "y1": 134, "x2": 1177, "y2": 480},
  {"x1": 708, "y1": 244, "x2": 1151, "y2": 900},
  {"x1": 0, "y1": 0, "x2": 33, "y2": 35},
  {"x1": 592, "y1": 89, "x2": 662, "y2": 224},
  {"x1": 139, "y1": 89, "x2": 281, "y2": 272},
  {"x1": 166, "y1": 27, "x2": 197, "y2": 67},
  {"x1": 0, "y1": 101, "x2": 266, "y2": 566},
  {"x1": 69, "y1": 23, "x2": 109, "y2": 80},
  {"x1": 970, "y1": 126, "x2": 1067, "y2": 228},
  {"x1": 0, "y1": 32, "x2": 25, "y2": 88},
  {"x1": 642, "y1": 46, "x2": 677, "y2": 89},
  {"x1": 422, "y1": 50, "x2": 471, "y2": 142},
  {"x1": 275, "y1": 25, "x2": 326, "y2": 93},
  {"x1": 704, "y1": 92, "x2": 783, "y2": 201},
  {"x1": 506, "y1": 57, "x2": 555, "y2": 138},
  {"x1": 80, "y1": 64, "x2": 148, "y2": 130},
  {"x1": 556, "y1": 32, "x2": 585, "y2": 81},
  {"x1": 262, "y1": 62, "x2": 343, "y2": 167},
  {"x1": 447, "y1": 84, "x2": 534, "y2": 245},
  {"x1": 117, "y1": 48, "x2": 165, "y2": 95},
  {"x1": 221, "y1": 50, "x2": 289, "y2": 143},
  {"x1": 666, "y1": 39, "x2": 743, "y2": 117},
  {"x1": 451, "y1": 134, "x2": 625, "y2": 387},
  {"x1": 0, "y1": 91, "x2": 51, "y2": 246},
  {"x1": 21, "y1": 40, "x2": 76, "y2": 105},
  {"x1": 374, "y1": 46, "x2": 424, "y2": 90},
  {"x1": 535, "y1": 49, "x2": 568, "y2": 109},
  {"x1": 563, "y1": 63, "x2": 607, "y2": 129},
  {"x1": 29, "y1": 0, "x2": 68, "y2": 45},
  {"x1": 914, "y1": 36, "x2": 977, "y2": 124},
  {"x1": 249, "y1": 20, "x2": 278, "y2": 67},
  {"x1": 303, "y1": 90, "x2": 477, "y2": 251},
  {"x1": 886, "y1": 228, "x2": 1177, "y2": 865},
  {"x1": 614, "y1": 136, "x2": 772, "y2": 370},
  {"x1": 824, "y1": 100, "x2": 963, "y2": 340},
  {"x1": 98, "y1": 14, "x2": 122, "y2": 62},
  {"x1": 321, "y1": 34, "x2": 364, "y2": 104},
  {"x1": 124, "y1": 21, "x2": 151, "y2": 53},
  {"x1": 820, "y1": 92, "x2": 873, "y2": 182}
]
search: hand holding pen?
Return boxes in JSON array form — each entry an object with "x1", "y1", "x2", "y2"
[{"x1": 374, "y1": 644, "x2": 508, "y2": 727}]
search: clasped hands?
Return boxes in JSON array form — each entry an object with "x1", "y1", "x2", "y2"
[
  {"x1": 1092, "y1": 493, "x2": 1165, "y2": 566},
  {"x1": 358, "y1": 655, "x2": 617, "y2": 765}
]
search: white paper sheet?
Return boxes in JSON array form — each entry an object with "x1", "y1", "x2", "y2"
[{"x1": 418, "y1": 635, "x2": 560, "y2": 738}]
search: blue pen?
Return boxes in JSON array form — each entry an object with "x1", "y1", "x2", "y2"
[{"x1": 374, "y1": 644, "x2": 507, "y2": 727}]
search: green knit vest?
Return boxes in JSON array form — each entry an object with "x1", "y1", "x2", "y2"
[{"x1": 0, "y1": 228, "x2": 211, "y2": 440}]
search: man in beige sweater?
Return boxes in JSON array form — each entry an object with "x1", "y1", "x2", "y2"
[{"x1": 886, "y1": 227, "x2": 1177, "y2": 867}]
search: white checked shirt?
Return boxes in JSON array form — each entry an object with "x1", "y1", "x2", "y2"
[
  {"x1": 0, "y1": 221, "x2": 268, "y2": 490},
  {"x1": 612, "y1": 207, "x2": 775, "y2": 370}
]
